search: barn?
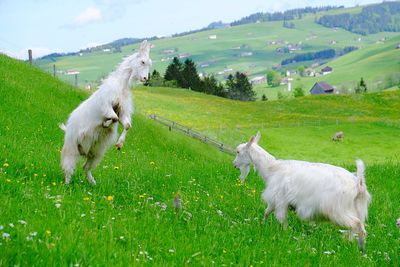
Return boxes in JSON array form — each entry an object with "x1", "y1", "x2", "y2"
[{"x1": 310, "y1": 81, "x2": 334, "y2": 95}]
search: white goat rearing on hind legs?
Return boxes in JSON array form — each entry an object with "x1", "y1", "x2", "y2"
[
  {"x1": 233, "y1": 132, "x2": 371, "y2": 253},
  {"x1": 60, "y1": 40, "x2": 152, "y2": 185}
]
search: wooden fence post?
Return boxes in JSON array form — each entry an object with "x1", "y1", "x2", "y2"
[
  {"x1": 53, "y1": 64, "x2": 56, "y2": 77},
  {"x1": 28, "y1": 49, "x2": 32, "y2": 64}
]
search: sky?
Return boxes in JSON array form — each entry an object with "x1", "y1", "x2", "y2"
[{"x1": 0, "y1": 0, "x2": 383, "y2": 59}]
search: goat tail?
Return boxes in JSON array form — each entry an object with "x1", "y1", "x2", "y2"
[
  {"x1": 355, "y1": 159, "x2": 366, "y2": 193},
  {"x1": 355, "y1": 159, "x2": 371, "y2": 223},
  {"x1": 59, "y1": 123, "x2": 67, "y2": 132}
]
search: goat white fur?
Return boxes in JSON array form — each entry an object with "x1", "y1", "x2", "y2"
[
  {"x1": 233, "y1": 132, "x2": 371, "y2": 253},
  {"x1": 60, "y1": 40, "x2": 152, "y2": 185}
]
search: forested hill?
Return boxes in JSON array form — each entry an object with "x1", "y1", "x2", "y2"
[{"x1": 317, "y1": 1, "x2": 400, "y2": 35}]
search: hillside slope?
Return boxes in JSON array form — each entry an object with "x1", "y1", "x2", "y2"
[
  {"x1": 0, "y1": 55, "x2": 399, "y2": 265},
  {"x1": 35, "y1": 4, "x2": 399, "y2": 89}
]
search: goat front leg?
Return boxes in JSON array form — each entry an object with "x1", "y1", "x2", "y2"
[
  {"x1": 116, "y1": 117, "x2": 131, "y2": 150},
  {"x1": 103, "y1": 109, "x2": 119, "y2": 128}
]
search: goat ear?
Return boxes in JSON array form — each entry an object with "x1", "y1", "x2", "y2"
[
  {"x1": 254, "y1": 131, "x2": 261, "y2": 144},
  {"x1": 246, "y1": 136, "x2": 255, "y2": 148},
  {"x1": 139, "y1": 40, "x2": 150, "y2": 55}
]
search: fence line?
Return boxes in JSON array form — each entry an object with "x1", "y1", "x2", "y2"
[{"x1": 148, "y1": 114, "x2": 236, "y2": 155}]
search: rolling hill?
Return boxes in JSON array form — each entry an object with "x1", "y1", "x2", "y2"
[
  {"x1": 35, "y1": 3, "x2": 400, "y2": 96},
  {"x1": 1, "y1": 41, "x2": 400, "y2": 265}
]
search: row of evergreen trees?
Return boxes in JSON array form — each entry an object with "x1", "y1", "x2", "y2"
[
  {"x1": 317, "y1": 2, "x2": 400, "y2": 35},
  {"x1": 145, "y1": 57, "x2": 256, "y2": 101}
]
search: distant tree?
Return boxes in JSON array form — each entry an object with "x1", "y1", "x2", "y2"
[
  {"x1": 293, "y1": 86, "x2": 305, "y2": 97},
  {"x1": 145, "y1": 70, "x2": 164, "y2": 87},
  {"x1": 164, "y1": 57, "x2": 183, "y2": 85},
  {"x1": 261, "y1": 94, "x2": 268, "y2": 101},
  {"x1": 354, "y1": 78, "x2": 367, "y2": 94},
  {"x1": 181, "y1": 59, "x2": 202, "y2": 91},
  {"x1": 359, "y1": 77, "x2": 367, "y2": 93},
  {"x1": 267, "y1": 70, "x2": 281, "y2": 87},
  {"x1": 201, "y1": 75, "x2": 225, "y2": 96},
  {"x1": 297, "y1": 65, "x2": 305, "y2": 77},
  {"x1": 226, "y1": 72, "x2": 256, "y2": 101}
]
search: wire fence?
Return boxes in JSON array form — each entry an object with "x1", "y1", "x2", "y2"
[{"x1": 148, "y1": 114, "x2": 236, "y2": 155}]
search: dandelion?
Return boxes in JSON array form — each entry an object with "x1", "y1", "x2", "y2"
[
  {"x1": 2, "y1": 233, "x2": 10, "y2": 240},
  {"x1": 3, "y1": 163, "x2": 9, "y2": 167},
  {"x1": 46, "y1": 230, "x2": 51, "y2": 236},
  {"x1": 34, "y1": 174, "x2": 38, "y2": 177},
  {"x1": 106, "y1": 196, "x2": 114, "y2": 201},
  {"x1": 114, "y1": 166, "x2": 119, "y2": 170},
  {"x1": 52, "y1": 182, "x2": 56, "y2": 186},
  {"x1": 18, "y1": 220, "x2": 27, "y2": 225},
  {"x1": 149, "y1": 161, "x2": 155, "y2": 165},
  {"x1": 83, "y1": 197, "x2": 90, "y2": 201}
]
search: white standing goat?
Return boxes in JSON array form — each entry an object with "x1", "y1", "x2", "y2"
[
  {"x1": 60, "y1": 40, "x2": 152, "y2": 185},
  {"x1": 233, "y1": 132, "x2": 371, "y2": 253}
]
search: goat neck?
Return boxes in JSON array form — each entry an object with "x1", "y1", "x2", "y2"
[{"x1": 248, "y1": 144, "x2": 276, "y2": 181}]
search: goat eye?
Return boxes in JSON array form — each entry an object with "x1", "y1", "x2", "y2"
[{"x1": 141, "y1": 60, "x2": 145, "y2": 65}]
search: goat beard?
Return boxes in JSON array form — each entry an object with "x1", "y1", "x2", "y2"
[{"x1": 239, "y1": 165, "x2": 250, "y2": 182}]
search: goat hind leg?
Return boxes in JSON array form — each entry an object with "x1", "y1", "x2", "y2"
[
  {"x1": 61, "y1": 146, "x2": 80, "y2": 185},
  {"x1": 262, "y1": 204, "x2": 275, "y2": 224},
  {"x1": 83, "y1": 155, "x2": 104, "y2": 185}
]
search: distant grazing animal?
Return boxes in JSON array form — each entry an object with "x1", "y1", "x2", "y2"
[
  {"x1": 332, "y1": 131, "x2": 344, "y2": 141},
  {"x1": 233, "y1": 132, "x2": 371, "y2": 253},
  {"x1": 60, "y1": 40, "x2": 152, "y2": 185}
]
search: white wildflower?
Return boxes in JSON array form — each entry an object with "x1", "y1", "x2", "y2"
[
  {"x1": 81, "y1": 214, "x2": 86, "y2": 218},
  {"x1": 18, "y1": 220, "x2": 27, "y2": 225},
  {"x1": 217, "y1": 210, "x2": 223, "y2": 216},
  {"x1": 161, "y1": 203, "x2": 167, "y2": 211},
  {"x1": 55, "y1": 203, "x2": 61, "y2": 208},
  {"x1": 9, "y1": 223, "x2": 14, "y2": 228},
  {"x1": 0, "y1": 225, "x2": 3, "y2": 230},
  {"x1": 30, "y1": 232, "x2": 37, "y2": 236},
  {"x1": 2, "y1": 233, "x2": 10, "y2": 239},
  {"x1": 168, "y1": 249, "x2": 175, "y2": 253}
]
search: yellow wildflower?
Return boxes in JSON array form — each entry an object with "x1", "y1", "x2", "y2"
[
  {"x1": 34, "y1": 173, "x2": 38, "y2": 177},
  {"x1": 46, "y1": 230, "x2": 51, "y2": 236},
  {"x1": 114, "y1": 166, "x2": 119, "y2": 170},
  {"x1": 6, "y1": 179, "x2": 11, "y2": 183},
  {"x1": 106, "y1": 196, "x2": 114, "y2": 201},
  {"x1": 149, "y1": 161, "x2": 155, "y2": 165},
  {"x1": 52, "y1": 182, "x2": 56, "y2": 186},
  {"x1": 83, "y1": 197, "x2": 90, "y2": 201},
  {"x1": 3, "y1": 163, "x2": 9, "y2": 167}
]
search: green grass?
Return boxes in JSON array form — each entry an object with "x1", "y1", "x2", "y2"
[{"x1": 1, "y1": 54, "x2": 400, "y2": 265}]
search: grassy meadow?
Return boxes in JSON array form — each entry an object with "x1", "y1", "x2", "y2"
[{"x1": 1, "y1": 54, "x2": 400, "y2": 266}]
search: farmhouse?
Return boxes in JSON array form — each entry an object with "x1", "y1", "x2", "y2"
[
  {"x1": 250, "y1": 76, "x2": 266, "y2": 85},
  {"x1": 321, "y1": 66, "x2": 333, "y2": 75},
  {"x1": 310, "y1": 81, "x2": 335, "y2": 95}
]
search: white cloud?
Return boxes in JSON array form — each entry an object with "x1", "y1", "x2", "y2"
[{"x1": 72, "y1": 6, "x2": 103, "y2": 27}]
